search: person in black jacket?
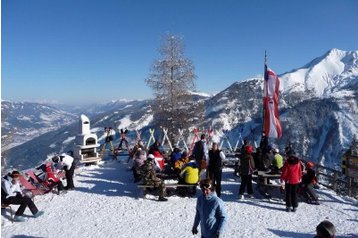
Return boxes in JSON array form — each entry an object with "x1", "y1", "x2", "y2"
[
  {"x1": 300, "y1": 161, "x2": 319, "y2": 204},
  {"x1": 192, "y1": 134, "x2": 208, "y2": 172},
  {"x1": 208, "y1": 143, "x2": 226, "y2": 197}
]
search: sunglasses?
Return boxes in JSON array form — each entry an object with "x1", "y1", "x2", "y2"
[{"x1": 200, "y1": 183, "x2": 211, "y2": 190}]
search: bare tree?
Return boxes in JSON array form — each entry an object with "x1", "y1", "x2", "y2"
[{"x1": 145, "y1": 34, "x2": 197, "y2": 141}]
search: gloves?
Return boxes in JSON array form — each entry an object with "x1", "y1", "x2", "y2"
[
  {"x1": 280, "y1": 184, "x2": 285, "y2": 193},
  {"x1": 191, "y1": 227, "x2": 198, "y2": 235}
]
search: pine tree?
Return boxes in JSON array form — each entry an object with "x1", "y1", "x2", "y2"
[{"x1": 145, "y1": 34, "x2": 198, "y2": 141}]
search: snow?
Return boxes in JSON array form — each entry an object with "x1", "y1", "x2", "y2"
[
  {"x1": 2, "y1": 156, "x2": 357, "y2": 238},
  {"x1": 279, "y1": 49, "x2": 358, "y2": 98},
  {"x1": 62, "y1": 136, "x2": 75, "y2": 145}
]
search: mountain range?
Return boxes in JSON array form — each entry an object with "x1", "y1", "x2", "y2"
[{"x1": 1, "y1": 48, "x2": 357, "y2": 172}]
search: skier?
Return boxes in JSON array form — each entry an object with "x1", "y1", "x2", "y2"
[
  {"x1": 238, "y1": 145, "x2": 256, "y2": 199},
  {"x1": 208, "y1": 142, "x2": 226, "y2": 197},
  {"x1": 192, "y1": 178, "x2": 227, "y2": 238},
  {"x1": 1, "y1": 171, "x2": 44, "y2": 222},
  {"x1": 52, "y1": 153, "x2": 76, "y2": 190},
  {"x1": 280, "y1": 150, "x2": 302, "y2": 212}
]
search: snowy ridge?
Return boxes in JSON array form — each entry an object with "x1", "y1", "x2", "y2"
[
  {"x1": 279, "y1": 49, "x2": 358, "y2": 98},
  {"x1": 1, "y1": 158, "x2": 357, "y2": 238},
  {"x1": 2, "y1": 49, "x2": 358, "y2": 171}
]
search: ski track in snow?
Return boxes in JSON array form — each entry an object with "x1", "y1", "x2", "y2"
[{"x1": 1, "y1": 156, "x2": 357, "y2": 238}]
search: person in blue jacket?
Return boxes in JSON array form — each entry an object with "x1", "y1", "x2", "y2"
[{"x1": 192, "y1": 178, "x2": 227, "y2": 238}]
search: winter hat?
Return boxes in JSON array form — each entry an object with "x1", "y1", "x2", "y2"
[
  {"x1": 316, "y1": 220, "x2": 336, "y2": 238},
  {"x1": 182, "y1": 151, "x2": 188, "y2": 158},
  {"x1": 52, "y1": 155, "x2": 60, "y2": 163},
  {"x1": 306, "y1": 161, "x2": 315, "y2": 169},
  {"x1": 200, "y1": 178, "x2": 212, "y2": 189},
  {"x1": 147, "y1": 154, "x2": 155, "y2": 161}
]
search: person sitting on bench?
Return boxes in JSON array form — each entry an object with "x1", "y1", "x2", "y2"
[
  {"x1": 140, "y1": 155, "x2": 168, "y2": 201},
  {"x1": 178, "y1": 160, "x2": 199, "y2": 196},
  {"x1": 1, "y1": 171, "x2": 44, "y2": 222}
]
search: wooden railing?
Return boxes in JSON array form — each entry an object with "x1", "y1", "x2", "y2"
[{"x1": 312, "y1": 163, "x2": 357, "y2": 198}]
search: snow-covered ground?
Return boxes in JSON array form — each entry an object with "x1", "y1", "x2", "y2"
[{"x1": 2, "y1": 156, "x2": 357, "y2": 238}]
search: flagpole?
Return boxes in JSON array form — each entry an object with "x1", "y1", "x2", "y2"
[{"x1": 262, "y1": 51, "x2": 267, "y2": 135}]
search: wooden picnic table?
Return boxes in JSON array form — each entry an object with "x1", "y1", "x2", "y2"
[
  {"x1": 253, "y1": 171, "x2": 282, "y2": 199},
  {"x1": 255, "y1": 171, "x2": 281, "y2": 185}
]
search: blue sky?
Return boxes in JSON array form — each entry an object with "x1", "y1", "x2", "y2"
[{"x1": 2, "y1": 0, "x2": 358, "y2": 105}]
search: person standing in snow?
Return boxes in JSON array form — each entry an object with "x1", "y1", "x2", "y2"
[
  {"x1": 208, "y1": 142, "x2": 226, "y2": 197},
  {"x1": 271, "y1": 148, "x2": 283, "y2": 173},
  {"x1": 238, "y1": 145, "x2": 256, "y2": 199},
  {"x1": 280, "y1": 150, "x2": 302, "y2": 212},
  {"x1": 52, "y1": 153, "x2": 76, "y2": 190},
  {"x1": 192, "y1": 134, "x2": 209, "y2": 173},
  {"x1": 1, "y1": 171, "x2": 44, "y2": 222},
  {"x1": 192, "y1": 178, "x2": 227, "y2": 238}
]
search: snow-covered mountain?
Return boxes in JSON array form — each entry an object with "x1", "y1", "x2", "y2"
[
  {"x1": 2, "y1": 49, "x2": 357, "y2": 171},
  {"x1": 202, "y1": 49, "x2": 358, "y2": 170},
  {"x1": 1, "y1": 101, "x2": 77, "y2": 151}
]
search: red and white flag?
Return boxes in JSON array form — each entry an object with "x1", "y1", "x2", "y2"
[{"x1": 263, "y1": 65, "x2": 282, "y2": 138}]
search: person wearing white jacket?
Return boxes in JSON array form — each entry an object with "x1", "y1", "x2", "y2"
[
  {"x1": 1, "y1": 171, "x2": 44, "y2": 222},
  {"x1": 52, "y1": 153, "x2": 75, "y2": 190}
]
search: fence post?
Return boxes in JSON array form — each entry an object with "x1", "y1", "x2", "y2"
[
  {"x1": 348, "y1": 177, "x2": 352, "y2": 197},
  {"x1": 332, "y1": 172, "x2": 338, "y2": 191}
]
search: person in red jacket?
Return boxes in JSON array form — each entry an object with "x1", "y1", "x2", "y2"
[{"x1": 280, "y1": 150, "x2": 302, "y2": 212}]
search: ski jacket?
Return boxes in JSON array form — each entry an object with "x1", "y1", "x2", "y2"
[
  {"x1": 239, "y1": 154, "x2": 256, "y2": 176},
  {"x1": 44, "y1": 163, "x2": 60, "y2": 184},
  {"x1": 302, "y1": 168, "x2": 317, "y2": 185},
  {"x1": 193, "y1": 191, "x2": 227, "y2": 238},
  {"x1": 133, "y1": 154, "x2": 146, "y2": 170},
  {"x1": 193, "y1": 140, "x2": 208, "y2": 162},
  {"x1": 174, "y1": 158, "x2": 189, "y2": 172},
  {"x1": 280, "y1": 156, "x2": 302, "y2": 185},
  {"x1": 180, "y1": 165, "x2": 199, "y2": 184},
  {"x1": 208, "y1": 150, "x2": 226, "y2": 172},
  {"x1": 140, "y1": 161, "x2": 161, "y2": 184},
  {"x1": 272, "y1": 153, "x2": 284, "y2": 169},
  {"x1": 170, "y1": 151, "x2": 182, "y2": 165},
  {"x1": 1, "y1": 175, "x2": 22, "y2": 199},
  {"x1": 58, "y1": 153, "x2": 74, "y2": 169}
]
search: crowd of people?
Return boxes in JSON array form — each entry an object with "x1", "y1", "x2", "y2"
[
  {"x1": 129, "y1": 133, "x2": 321, "y2": 209},
  {"x1": 2, "y1": 133, "x2": 337, "y2": 238}
]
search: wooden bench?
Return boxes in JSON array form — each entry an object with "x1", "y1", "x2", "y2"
[
  {"x1": 137, "y1": 183, "x2": 198, "y2": 197},
  {"x1": 1, "y1": 203, "x2": 14, "y2": 223}
]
